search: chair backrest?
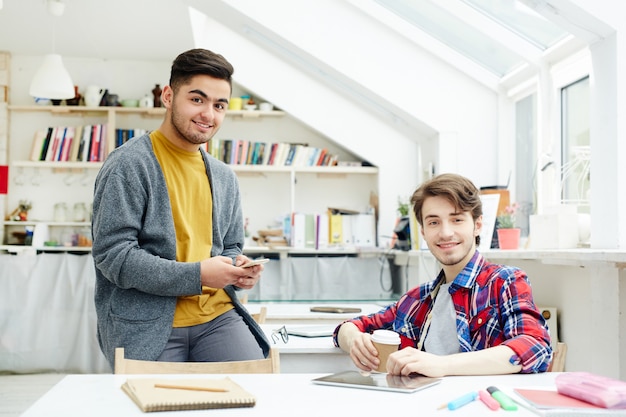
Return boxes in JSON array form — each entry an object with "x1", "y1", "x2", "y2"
[
  {"x1": 251, "y1": 306, "x2": 267, "y2": 324},
  {"x1": 114, "y1": 347, "x2": 280, "y2": 374},
  {"x1": 548, "y1": 342, "x2": 567, "y2": 372}
]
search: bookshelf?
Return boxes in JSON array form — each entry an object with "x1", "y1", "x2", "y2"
[{"x1": 3, "y1": 105, "x2": 379, "y2": 251}]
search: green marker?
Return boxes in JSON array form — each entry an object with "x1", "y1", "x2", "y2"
[{"x1": 486, "y1": 386, "x2": 518, "y2": 411}]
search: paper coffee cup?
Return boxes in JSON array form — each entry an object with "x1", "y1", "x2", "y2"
[{"x1": 371, "y1": 329, "x2": 400, "y2": 373}]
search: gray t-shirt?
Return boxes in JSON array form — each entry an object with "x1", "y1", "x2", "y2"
[{"x1": 424, "y1": 283, "x2": 460, "y2": 355}]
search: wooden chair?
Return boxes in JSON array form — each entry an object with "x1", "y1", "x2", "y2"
[
  {"x1": 548, "y1": 342, "x2": 567, "y2": 372},
  {"x1": 251, "y1": 306, "x2": 267, "y2": 324},
  {"x1": 240, "y1": 293, "x2": 267, "y2": 324},
  {"x1": 114, "y1": 347, "x2": 280, "y2": 374}
]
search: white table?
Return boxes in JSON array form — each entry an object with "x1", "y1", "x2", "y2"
[{"x1": 20, "y1": 373, "x2": 564, "y2": 416}]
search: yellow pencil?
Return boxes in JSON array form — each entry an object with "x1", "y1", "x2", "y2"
[{"x1": 154, "y1": 383, "x2": 228, "y2": 393}]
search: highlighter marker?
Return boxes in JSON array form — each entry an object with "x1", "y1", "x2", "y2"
[
  {"x1": 478, "y1": 389, "x2": 500, "y2": 411},
  {"x1": 486, "y1": 386, "x2": 518, "y2": 411},
  {"x1": 438, "y1": 391, "x2": 478, "y2": 411}
]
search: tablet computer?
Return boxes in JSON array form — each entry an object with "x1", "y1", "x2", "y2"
[
  {"x1": 286, "y1": 325, "x2": 336, "y2": 338},
  {"x1": 312, "y1": 371, "x2": 441, "y2": 393}
]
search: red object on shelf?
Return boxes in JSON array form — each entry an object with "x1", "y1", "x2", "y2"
[{"x1": 0, "y1": 165, "x2": 8, "y2": 194}]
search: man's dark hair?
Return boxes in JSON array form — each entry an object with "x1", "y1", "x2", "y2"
[
  {"x1": 410, "y1": 173, "x2": 483, "y2": 245},
  {"x1": 169, "y1": 48, "x2": 234, "y2": 92}
]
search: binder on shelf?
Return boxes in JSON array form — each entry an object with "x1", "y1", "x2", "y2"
[
  {"x1": 341, "y1": 214, "x2": 353, "y2": 246},
  {"x1": 316, "y1": 213, "x2": 329, "y2": 249},
  {"x1": 329, "y1": 213, "x2": 343, "y2": 245},
  {"x1": 291, "y1": 212, "x2": 306, "y2": 248},
  {"x1": 350, "y1": 213, "x2": 376, "y2": 247},
  {"x1": 304, "y1": 213, "x2": 316, "y2": 248}
]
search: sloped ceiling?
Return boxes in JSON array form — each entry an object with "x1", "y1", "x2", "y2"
[
  {"x1": 0, "y1": 1, "x2": 600, "y2": 139},
  {"x1": 0, "y1": 0, "x2": 614, "y2": 239}
]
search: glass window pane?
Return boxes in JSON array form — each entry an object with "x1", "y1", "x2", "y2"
[
  {"x1": 561, "y1": 76, "x2": 590, "y2": 210},
  {"x1": 463, "y1": 0, "x2": 569, "y2": 49},
  {"x1": 374, "y1": 0, "x2": 524, "y2": 76},
  {"x1": 515, "y1": 94, "x2": 536, "y2": 238}
]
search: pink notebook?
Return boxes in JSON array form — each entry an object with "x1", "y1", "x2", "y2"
[{"x1": 515, "y1": 388, "x2": 603, "y2": 410}]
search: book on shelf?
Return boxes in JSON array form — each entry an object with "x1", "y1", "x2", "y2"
[
  {"x1": 89, "y1": 124, "x2": 102, "y2": 162},
  {"x1": 274, "y1": 142, "x2": 290, "y2": 166},
  {"x1": 206, "y1": 138, "x2": 345, "y2": 167},
  {"x1": 121, "y1": 377, "x2": 256, "y2": 413},
  {"x1": 77, "y1": 124, "x2": 92, "y2": 162},
  {"x1": 115, "y1": 128, "x2": 146, "y2": 148},
  {"x1": 44, "y1": 126, "x2": 62, "y2": 161},
  {"x1": 238, "y1": 140, "x2": 249, "y2": 165},
  {"x1": 261, "y1": 142, "x2": 271, "y2": 165},
  {"x1": 30, "y1": 129, "x2": 48, "y2": 161},
  {"x1": 59, "y1": 126, "x2": 75, "y2": 161},
  {"x1": 69, "y1": 126, "x2": 83, "y2": 162},
  {"x1": 38, "y1": 127, "x2": 54, "y2": 161}
]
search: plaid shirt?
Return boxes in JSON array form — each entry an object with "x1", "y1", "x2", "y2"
[{"x1": 334, "y1": 251, "x2": 552, "y2": 373}]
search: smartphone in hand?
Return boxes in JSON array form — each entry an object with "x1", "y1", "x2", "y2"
[{"x1": 240, "y1": 258, "x2": 270, "y2": 268}]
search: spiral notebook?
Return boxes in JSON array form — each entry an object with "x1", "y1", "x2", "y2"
[{"x1": 121, "y1": 377, "x2": 256, "y2": 412}]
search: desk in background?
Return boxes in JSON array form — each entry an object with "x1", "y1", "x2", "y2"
[
  {"x1": 244, "y1": 301, "x2": 387, "y2": 324},
  {"x1": 21, "y1": 373, "x2": 564, "y2": 417}
]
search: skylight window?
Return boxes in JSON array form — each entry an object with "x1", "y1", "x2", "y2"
[{"x1": 373, "y1": 0, "x2": 569, "y2": 77}]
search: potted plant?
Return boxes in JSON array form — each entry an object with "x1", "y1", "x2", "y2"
[{"x1": 496, "y1": 203, "x2": 520, "y2": 249}]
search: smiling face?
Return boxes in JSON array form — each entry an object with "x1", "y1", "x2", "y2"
[
  {"x1": 420, "y1": 195, "x2": 482, "y2": 281},
  {"x1": 159, "y1": 74, "x2": 231, "y2": 152}
]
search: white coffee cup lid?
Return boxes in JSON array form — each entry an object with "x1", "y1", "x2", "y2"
[{"x1": 371, "y1": 329, "x2": 400, "y2": 344}]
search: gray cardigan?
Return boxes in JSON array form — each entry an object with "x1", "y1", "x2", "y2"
[{"x1": 92, "y1": 134, "x2": 270, "y2": 369}]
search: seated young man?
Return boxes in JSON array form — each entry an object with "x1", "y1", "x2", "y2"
[{"x1": 334, "y1": 173, "x2": 552, "y2": 377}]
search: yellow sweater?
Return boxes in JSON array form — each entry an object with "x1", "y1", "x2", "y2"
[{"x1": 150, "y1": 131, "x2": 233, "y2": 327}]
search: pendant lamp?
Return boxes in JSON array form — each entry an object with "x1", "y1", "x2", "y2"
[
  {"x1": 28, "y1": 0, "x2": 75, "y2": 100},
  {"x1": 29, "y1": 54, "x2": 75, "y2": 99}
]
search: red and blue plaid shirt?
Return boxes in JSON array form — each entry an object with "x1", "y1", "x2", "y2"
[{"x1": 334, "y1": 250, "x2": 552, "y2": 373}]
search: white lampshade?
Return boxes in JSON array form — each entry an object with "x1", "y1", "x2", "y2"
[{"x1": 29, "y1": 54, "x2": 75, "y2": 99}]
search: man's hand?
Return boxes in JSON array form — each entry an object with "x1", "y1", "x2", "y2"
[
  {"x1": 199, "y1": 255, "x2": 264, "y2": 289},
  {"x1": 337, "y1": 322, "x2": 381, "y2": 372},
  {"x1": 386, "y1": 347, "x2": 447, "y2": 377}
]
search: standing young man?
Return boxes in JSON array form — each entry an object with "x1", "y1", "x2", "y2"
[
  {"x1": 92, "y1": 49, "x2": 270, "y2": 369},
  {"x1": 335, "y1": 173, "x2": 552, "y2": 377}
]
